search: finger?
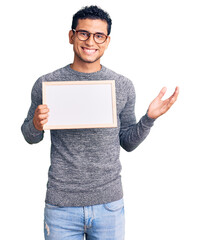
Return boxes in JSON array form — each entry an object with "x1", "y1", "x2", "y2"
[
  {"x1": 173, "y1": 86, "x2": 179, "y2": 98},
  {"x1": 38, "y1": 104, "x2": 48, "y2": 109},
  {"x1": 38, "y1": 108, "x2": 49, "y2": 114},
  {"x1": 41, "y1": 119, "x2": 48, "y2": 126},
  {"x1": 38, "y1": 113, "x2": 49, "y2": 120},
  {"x1": 167, "y1": 86, "x2": 179, "y2": 103},
  {"x1": 157, "y1": 87, "x2": 167, "y2": 100},
  {"x1": 167, "y1": 97, "x2": 177, "y2": 108},
  {"x1": 36, "y1": 106, "x2": 49, "y2": 114},
  {"x1": 36, "y1": 104, "x2": 49, "y2": 111},
  {"x1": 163, "y1": 91, "x2": 178, "y2": 111}
]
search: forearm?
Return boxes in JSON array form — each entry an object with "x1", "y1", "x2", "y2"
[
  {"x1": 119, "y1": 113, "x2": 155, "y2": 152},
  {"x1": 21, "y1": 77, "x2": 44, "y2": 144},
  {"x1": 21, "y1": 118, "x2": 44, "y2": 144}
]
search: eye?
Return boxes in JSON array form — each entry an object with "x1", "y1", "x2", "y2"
[
  {"x1": 95, "y1": 34, "x2": 104, "y2": 39},
  {"x1": 79, "y1": 32, "x2": 88, "y2": 37}
]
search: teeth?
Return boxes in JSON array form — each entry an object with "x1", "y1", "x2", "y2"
[{"x1": 83, "y1": 48, "x2": 96, "y2": 53}]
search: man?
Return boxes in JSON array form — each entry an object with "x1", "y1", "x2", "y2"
[{"x1": 21, "y1": 5, "x2": 179, "y2": 240}]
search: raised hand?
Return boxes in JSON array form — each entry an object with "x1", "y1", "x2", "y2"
[{"x1": 147, "y1": 86, "x2": 179, "y2": 119}]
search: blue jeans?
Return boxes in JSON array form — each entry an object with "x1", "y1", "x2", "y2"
[{"x1": 44, "y1": 198, "x2": 125, "y2": 240}]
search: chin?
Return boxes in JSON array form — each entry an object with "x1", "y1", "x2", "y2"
[
  {"x1": 80, "y1": 56, "x2": 101, "y2": 64},
  {"x1": 83, "y1": 59, "x2": 99, "y2": 64}
]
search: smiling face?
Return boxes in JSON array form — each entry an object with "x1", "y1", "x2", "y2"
[{"x1": 69, "y1": 18, "x2": 110, "y2": 72}]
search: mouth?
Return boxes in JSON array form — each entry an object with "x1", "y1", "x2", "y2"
[{"x1": 81, "y1": 47, "x2": 98, "y2": 55}]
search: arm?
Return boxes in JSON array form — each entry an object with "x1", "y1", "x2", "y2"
[
  {"x1": 21, "y1": 79, "x2": 49, "y2": 144},
  {"x1": 119, "y1": 82, "x2": 179, "y2": 152},
  {"x1": 119, "y1": 81, "x2": 155, "y2": 152}
]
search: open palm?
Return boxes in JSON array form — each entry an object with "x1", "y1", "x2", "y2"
[{"x1": 147, "y1": 87, "x2": 179, "y2": 119}]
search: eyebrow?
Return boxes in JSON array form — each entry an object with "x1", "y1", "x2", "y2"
[{"x1": 77, "y1": 29, "x2": 106, "y2": 35}]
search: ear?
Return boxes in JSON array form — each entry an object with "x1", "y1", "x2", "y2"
[{"x1": 69, "y1": 30, "x2": 74, "y2": 44}]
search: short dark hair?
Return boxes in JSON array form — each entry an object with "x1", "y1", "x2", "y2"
[{"x1": 71, "y1": 5, "x2": 112, "y2": 35}]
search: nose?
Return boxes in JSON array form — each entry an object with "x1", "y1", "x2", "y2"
[{"x1": 85, "y1": 33, "x2": 95, "y2": 45}]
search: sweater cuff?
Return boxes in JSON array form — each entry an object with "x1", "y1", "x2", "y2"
[
  {"x1": 29, "y1": 120, "x2": 44, "y2": 136},
  {"x1": 141, "y1": 112, "x2": 156, "y2": 128}
]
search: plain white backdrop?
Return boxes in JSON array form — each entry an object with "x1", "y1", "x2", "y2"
[{"x1": 1, "y1": 0, "x2": 200, "y2": 239}]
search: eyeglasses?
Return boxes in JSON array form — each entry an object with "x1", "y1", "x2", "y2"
[{"x1": 72, "y1": 29, "x2": 108, "y2": 44}]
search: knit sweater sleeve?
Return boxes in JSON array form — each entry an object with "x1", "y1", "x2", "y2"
[
  {"x1": 21, "y1": 78, "x2": 44, "y2": 144},
  {"x1": 119, "y1": 80, "x2": 155, "y2": 152}
]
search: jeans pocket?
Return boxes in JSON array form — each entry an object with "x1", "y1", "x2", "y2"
[
  {"x1": 45, "y1": 203, "x2": 60, "y2": 209},
  {"x1": 103, "y1": 198, "x2": 124, "y2": 212}
]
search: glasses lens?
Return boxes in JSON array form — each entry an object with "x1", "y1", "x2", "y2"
[
  {"x1": 94, "y1": 34, "x2": 107, "y2": 44},
  {"x1": 77, "y1": 31, "x2": 89, "y2": 41}
]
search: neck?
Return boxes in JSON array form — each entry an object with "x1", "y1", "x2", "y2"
[{"x1": 70, "y1": 58, "x2": 101, "y2": 73}]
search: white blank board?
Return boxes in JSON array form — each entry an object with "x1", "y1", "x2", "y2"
[{"x1": 42, "y1": 80, "x2": 117, "y2": 130}]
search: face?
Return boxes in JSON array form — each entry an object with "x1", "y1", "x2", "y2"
[{"x1": 69, "y1": 19, "x2": 110, "y2": 65}]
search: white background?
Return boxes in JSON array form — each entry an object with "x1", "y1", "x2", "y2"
[{"x1": 1, "y1": 0, "x2": 200, "y2": 239}]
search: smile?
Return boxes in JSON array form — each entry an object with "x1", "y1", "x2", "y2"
[{"x1": 82, "y1": 47, "x2": 97, "y2": 55}]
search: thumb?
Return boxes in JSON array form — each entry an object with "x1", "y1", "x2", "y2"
[{"x1": 157, "y1": 87, "x2": 167, "y2": 100}]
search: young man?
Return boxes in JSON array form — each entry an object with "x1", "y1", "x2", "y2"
[{"x1": 21, "y1": 5, "x2": 179, "y2": 240}]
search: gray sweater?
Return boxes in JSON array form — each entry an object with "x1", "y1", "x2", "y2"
[{"x1": 21, "y1": 64, "x2": 155, "y2": 207}]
